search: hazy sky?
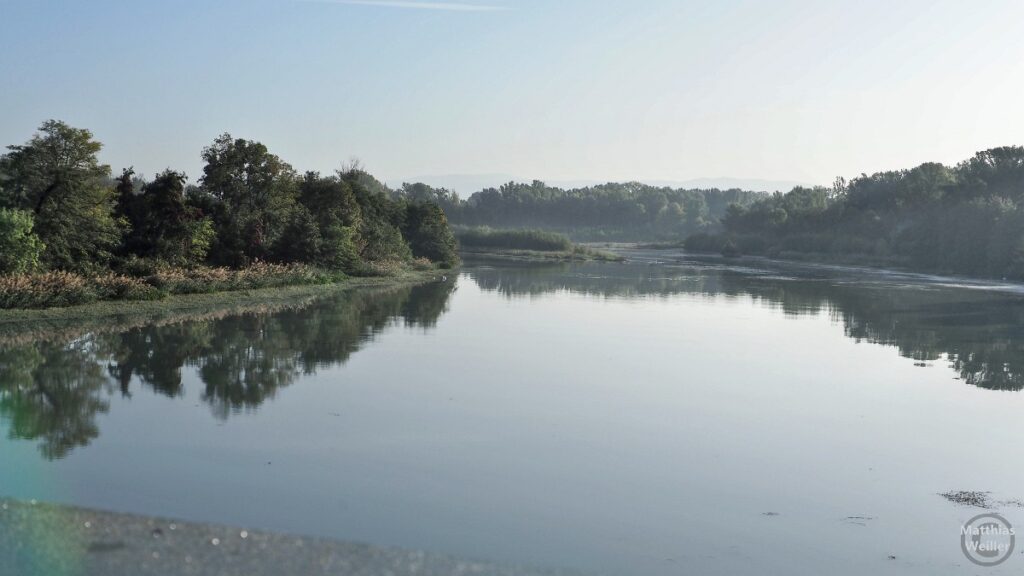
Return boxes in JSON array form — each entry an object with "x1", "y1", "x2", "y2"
[{"x1": 2, "y1": 0, "x2": 1023, "y2": 189}]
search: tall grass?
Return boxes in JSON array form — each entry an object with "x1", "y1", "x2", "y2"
[
  {"x1": 145, "y1": 262, "x2": 343, "y2": 295},
  {"x1": 0, "y1": 272, "x2": 161, "y2": 309},
  {"x1": 456, "y1": 227, "x2": 573, "y2": 252}
]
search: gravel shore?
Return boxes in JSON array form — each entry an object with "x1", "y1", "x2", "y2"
[{"x1": 0, "y1": 498, "x2": 577, "y2": 576}]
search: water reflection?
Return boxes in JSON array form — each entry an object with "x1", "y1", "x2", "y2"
[
  {"x1": 3, "y1": 256, "x2": 1024, "y2": 461},
  {"x1": 0, "y1": 280, "x2": 455, "y2": 458},
  {"x1": 0, "y1": 342, "x2": 111, "y2": 460},
  {"x1": 466, "y1": 258, "x2": 1024, "y2": 391}
]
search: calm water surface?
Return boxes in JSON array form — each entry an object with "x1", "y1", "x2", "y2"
[{"x1": 3, "y1": 252, "x2": 1024, "y2": 575}]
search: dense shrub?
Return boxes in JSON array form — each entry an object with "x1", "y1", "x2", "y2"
[{"x1": 273, "y1": 207, "x2": 323, "y2": 264}]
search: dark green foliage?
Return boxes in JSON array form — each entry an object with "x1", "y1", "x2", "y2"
[
  {"x1": 693, "y1": 146, "x2": 1024, "y2": 279},
  {"x1": 358, "y1": 218, "x2": 412, "y2": 263},
  {"x1": 119, "y1": 170, "x2": 211, "y2": 266},
  {"x1": 403, "y1": 202, "x2": 459, "y2": 267},
  {"x1": 113, "y1": 168, "x2": 142, "y2": 238},
  {"x1": 341, "y1": 169, "x2": 414, "y2": 264},
  {"x1": 273, "y1": 206, "x2": 322, "y2": 264},
  {"x1": 198, "y1": 134, "x2": 299, "y2": 266},
  {"x1": 457, "y1": 227, "x2": 573, "y2": 251},
  {"x1": 0, "y1": 120, "x2": 123, "y2": 272},
  {"x1": 296, "y1": 172, "x2": 361, "y2": 270}
]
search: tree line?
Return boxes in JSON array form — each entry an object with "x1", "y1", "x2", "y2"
[
  {"x1": 688, "y1": 146, "x2": 1024, "y2": 279},
  {"x1": 396, "y1": 180, "x2": 761, "y2": 241},
  {"x1": 0, "y1": 120, "x2": 459, "y2": 279}
]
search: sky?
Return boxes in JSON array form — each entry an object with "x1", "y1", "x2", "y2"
[{"x1": 2, "y1": 0, "x2": 1023, "y2": 192}]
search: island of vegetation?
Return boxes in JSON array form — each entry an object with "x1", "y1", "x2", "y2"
[
  {"x1": 0, "y1": 120, "x2": 459, "y2": 310},
  {"x1": 455, "y1": 227, "x2": 622, "y2": 262}
]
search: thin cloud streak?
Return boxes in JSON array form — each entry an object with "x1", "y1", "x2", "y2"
[{"x1": 298, "y1": 0, "x2": 508, "y2": 11}]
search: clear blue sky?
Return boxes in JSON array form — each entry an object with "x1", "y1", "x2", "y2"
[{"x1": 2, "y1": 0, "x2": 1023, "y2": 189}]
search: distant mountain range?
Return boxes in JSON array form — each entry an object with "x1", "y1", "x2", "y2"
[{"x1": 386, "y1": 174, "x2": 811, "y2": 195}]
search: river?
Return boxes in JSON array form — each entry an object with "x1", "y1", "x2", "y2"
[{"x1": 3, "y1": 251, "x2": 1024, "y2": 575}]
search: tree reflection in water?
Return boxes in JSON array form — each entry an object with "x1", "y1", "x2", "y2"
[
  {"x1": 4, "y1": 257, "x2": 1024, "y2": 461},
  {"x1": 466, "y1": 259, "x2": 1024, "y2": 392},
  {"x1": 0, "y1": 342, "x2": 111, "y2": 460},
  {"x1": 0, "y1": 279, "x2": 455, "y2": 458}
]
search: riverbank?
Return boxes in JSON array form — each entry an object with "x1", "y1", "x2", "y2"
[
  {"x1": 0, "y1": 269, "x2": 447, "y2": 345},
  {"x1": 0, "y1": 497, "x2": 571, "y2": 576},
  {"x1": 0, "y1": 261, "x2": 442, "y2": 310}
]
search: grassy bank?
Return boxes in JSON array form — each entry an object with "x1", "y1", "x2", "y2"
[
  {"x1": 0, "y1": 268, "x2": 446, "y2": 344},
  {"x1": 0, "y1": 259, "x2": 445, "y2": 311}
]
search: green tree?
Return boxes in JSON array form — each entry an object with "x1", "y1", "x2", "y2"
[
  {"x1": 341, "y1": 169, "x2": 412, "y2": 263},
  {"x1": 199, "y1": 135, "x2": 298, "y2": 265},
  {"x1": 403, "y1": 202, "x2": 459, "y2": 267},
  {"x1": 0, "y1": 120, "x2": 122, "y2": 271},
  {"x1": 297, "y1": 172, "x2": 362, "y2": 270},
  {"x1": 273, "y1": 206, "x2": 322, "y2": 263}
]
